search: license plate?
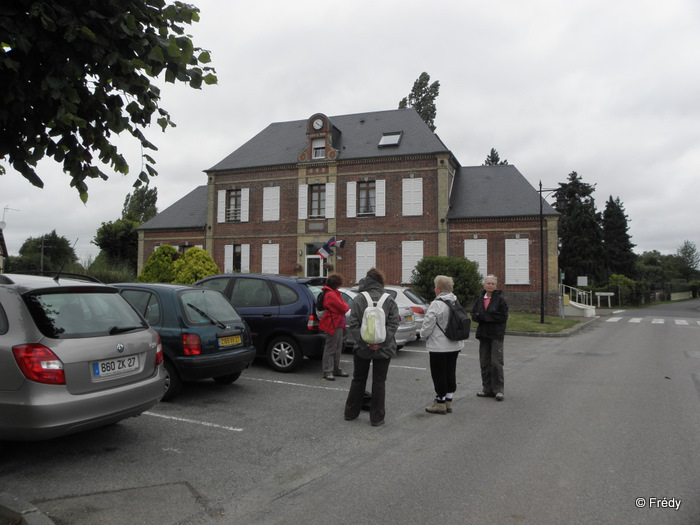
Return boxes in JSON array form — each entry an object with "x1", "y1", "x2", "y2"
[
  {"x1": 219, "y1": 335, "x2": 242, "y2": 347},
  {"x1": 405, "y1": 315, "x2": 413, "y2": 322},
  {"x1": 93, "y1": 355, "x2": 139, "y2": 378}
]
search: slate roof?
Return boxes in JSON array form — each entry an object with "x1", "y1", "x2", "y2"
[
  {"x1": 447, "y1": 165, "x2": 559, "y2": 220},
  {"x1": 207, "y1": 108, "x2": 451, "y2": 172},
  {"x1": 138, "y1": 185, "x2": 207, "y2": 230}
]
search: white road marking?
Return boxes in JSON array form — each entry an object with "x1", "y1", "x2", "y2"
[
  {"x1": 144, "y1": 411, "x2": 243, "y2": 432},
  {"x1": 606, "y1": 317, "x2": 623, "y2": 322},
  {"x1": 652, "y1": 319, "x2": 665, "y2": 324},
  {"x1": 675, "y1": 319, "x2": 689, "y2": 326},
  {"x1": 629, "y1": 318, "x2": 643, "y2": 323}
]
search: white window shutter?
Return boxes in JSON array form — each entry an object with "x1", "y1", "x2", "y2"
[
  {"x1": 241, "y1": 188, "x2": 249, "y2": 222},
  {"x1": 224, "y1": 245, "x2": 234, "y2": 273},
  {"x1": 298, "y1": 184, "x2": 308, "y2": 220},
  {"x1": 402, "y1": 178, "x2": 423, "y2": 216},
  {"x1": 325, "y1": 182, "x2": 335, "y2": 219},
  {"x1": 401, "y1": 241, "x2": 423, "y2": 283},
  {"x1": 465, "y1": 239, "x2": 488, "y2": 277},
  {"x1": 346, "y1": 181, "x2": 357, "y2": 218},
  {"x1": 375, "y1": 180, "x2": 385, "y2": 217},
  {"x1": 263, "y1": 186, "x2": 280, "y2": 222},
  {"x1": 217, "y1": 190, "x2": 226, "y2": 223},
  {"x1": 355, "y1": 242, "x2": 376, "y2": 282},
  {"x1": 505, "y1": 239, "x2": 529, "y2": 285},
  {"x1": 241, "y1": 244, "x2": 250, "y2": 273},
  {"x1": 261, "y1": 244, "x2": 279, "y2": 274}
]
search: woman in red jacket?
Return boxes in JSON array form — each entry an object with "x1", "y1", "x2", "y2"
[{"x1": 319, "y1": 274, "x2": 350, "y2": 381}]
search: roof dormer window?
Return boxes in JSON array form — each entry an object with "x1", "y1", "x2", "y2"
[
  {"x1": 378, "y1": 131, "x2": 403, "y2": 147},
  {"x1": 312, "y1": 138, "x2": 325, "y2": 159}
]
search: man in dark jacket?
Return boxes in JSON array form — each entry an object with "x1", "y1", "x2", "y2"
[
  {"x1": 344, "y1": 268, "x2": 399, "y2": 426},
  {"x1": 471, "y1": 274, "x2": 509, "y2": 401}
]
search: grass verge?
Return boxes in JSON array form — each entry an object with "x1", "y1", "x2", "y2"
[{"x1": 506, "y1": 312, "x2": 581, "y2": 333}]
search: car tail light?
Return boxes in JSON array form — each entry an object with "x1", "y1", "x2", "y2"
[
  {"x1": 155, "y1": 335, "x2": 163, "y2": 365},
  {"x1": 411, "y1": 306, "x2": 424, "y2": 315},
  {"x1": 308, "y1": 314, "x2": 319, "y2": 330},
  {"x1": 182, "y1": 333, "x2": 202, "y2": 355},
  {"x1": 12, "y1": 344, "x2": 66, "y2": 385}
]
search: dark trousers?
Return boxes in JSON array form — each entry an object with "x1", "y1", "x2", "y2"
[
  {"x1": 478, "y1": 338, "x2": 504, "y2": 395},
  {"x1": 429, "y1": 351, "x2": 460, "y2": 398},
  {"x1": 345, "y1": 354, "x2": 391, "y2": 425}
]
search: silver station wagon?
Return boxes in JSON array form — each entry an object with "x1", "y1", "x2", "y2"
[{"x1": 0, "y1": 273, "x2": 164, "y2": 441}]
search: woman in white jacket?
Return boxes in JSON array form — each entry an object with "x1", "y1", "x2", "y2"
[{"x1": 419, "y1": 275, "x2": 465, "y2": 414}]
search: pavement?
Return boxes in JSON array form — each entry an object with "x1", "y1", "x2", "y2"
[{"x1": 0, "y1": 313, "x2": 604, "y2": 525}]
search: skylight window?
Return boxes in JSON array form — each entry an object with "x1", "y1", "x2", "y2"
[{"x1": 378, "y1": 131, "x2": 403, "y2": 147}]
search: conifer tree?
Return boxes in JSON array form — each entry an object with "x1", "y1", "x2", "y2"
[
  {"x1": 601, "y1": 196, "x2": 636, "y2": 279},
  {"x1": 398, "y1": 72, "x2": 440, "y2": 131}
]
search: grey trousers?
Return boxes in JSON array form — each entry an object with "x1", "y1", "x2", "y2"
[
  {"x1": 478, "y1": 338, "x2": 504, "y2": 395},
  {"x1": 322, "y1": 329, "x2": 344, "y2": 374}
]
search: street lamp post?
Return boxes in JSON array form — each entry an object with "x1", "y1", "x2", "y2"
[{"x1": 539, "y1": 181, "x2": 557, "y2": 324}]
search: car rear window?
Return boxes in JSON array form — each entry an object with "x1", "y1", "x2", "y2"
[
  {"x1": 404, "y1": 289, "x2": 427, "y2": 304},
  {"x1": 273, "y1": 282, "x2": 299, "y2": 306},
  {"x1": 0, "y1": 304, "x2": 7, "y2": 334},
  {"x1": 180, "y1": 289, "x2": 242, "y2": 325},
  {"x1": 23, "y1": 289, "x2": 148, "y2": 338}
]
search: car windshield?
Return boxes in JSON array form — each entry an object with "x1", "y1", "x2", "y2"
[
  {"x1": 23, "y1": 289, "x2": 147, "y2": 338},
  {"x1": 180, "y1": 289, "x2": 242, "y2": 325}
]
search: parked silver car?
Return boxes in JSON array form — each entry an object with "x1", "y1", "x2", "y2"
[
  {"x1": 383, "y1": 285, "x2": 430, "y2": 337},
  {"x1": 339, "y1": 288, "x2": 417, "y2": 349},
  {"x1": 0, "y1": 273, "x2": 164, "y2": 441}
]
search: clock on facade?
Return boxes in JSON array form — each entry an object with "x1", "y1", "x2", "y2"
[{"x1": 312, "y1": 118, "x2": 323, "y2": 130}]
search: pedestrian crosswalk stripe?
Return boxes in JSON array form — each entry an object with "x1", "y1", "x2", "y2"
[
  {"x1": 606, "y1": 317, "x2": 623, "y2": 322},
  {"x1": 652, "y1": 319, "x2": 664, "y2": 324},
  {"x1": 629, "y1": 318, "x2": 643, "y2": 323},
  {"x1": 675, "y1": 319, "x2": 689, "y2": 326}
]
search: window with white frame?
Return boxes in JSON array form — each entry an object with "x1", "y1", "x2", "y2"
[
  {"x1": 401, "y1": 241, "x2": 423, "y2": 283},
  {"x1": 464, "y1": 239, "x2": 487, "y2": 278},
  {"x1": 262, "y1": 186, "x2": 280, "y2": 222},
  {"x1": 402, "y1": 177, "x2": 423, "y2": 216},
  {"x1": 505, "y1": 238, "x2": 530, "y2": 284},
  {"x1": 312, "y1": 138, "x2": 325, "y2": 159},
  {"x1": 355, "y1": 242, "x2": 376, "y2": 282},
  {"x1": 217, "y1": 188, "x2": 249, "y2": 223},
  {"x1": 224, "y1": 243, "x2": 250, "y2": 273},
  {"x1": 261, "y1": 243, "x2": 279, "y2": 274},
  {"x1": 346, "y1": 180, "x2": 385, "y2": 218},
  {"x1": 298, "y1": 183, "x2": 335, "y2": 220}
]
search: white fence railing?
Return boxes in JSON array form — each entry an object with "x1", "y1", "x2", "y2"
[{"x1": 560, "y1": 284, "x2": 592, "y2": 306}]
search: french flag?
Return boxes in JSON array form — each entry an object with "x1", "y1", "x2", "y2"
[{"x1": 317, "y1": 237, "x2": 345, "y2": 259}]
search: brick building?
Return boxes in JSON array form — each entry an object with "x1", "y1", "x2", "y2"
[{"x1": 137, "y1": 108, "x2": 559, "y2": 313}]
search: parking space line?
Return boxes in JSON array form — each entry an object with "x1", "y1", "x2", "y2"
[
  {"x1": 245, "y1": 376, "x2": 346, "y2": 391},
  {"x1": 144, "y1": 411, "x2": 243, "y2": 432}
]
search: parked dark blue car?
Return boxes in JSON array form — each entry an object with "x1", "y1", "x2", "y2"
[
  {"x1": 115, "y1": 283, "x2": 256, "y2": 400},
  {"x1": 194, "y1": 274, "x2": 326, "y2": 372}
]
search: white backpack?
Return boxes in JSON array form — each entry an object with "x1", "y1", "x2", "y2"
[{"x1": 360, "y1": 291, "x2": 390, "y2": 344}]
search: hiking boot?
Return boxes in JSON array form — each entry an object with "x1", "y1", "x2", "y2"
[
  {"x1": 425, "y1": 400, "x2": 447, "y2": 414},
  {"x1": 445, "y1": 400, "x2": 453, "y2": 413},
  {"x1": 323, "y1": 373, "x2": 335, "y2": 381},
  {"x1": 333, "y1": 369, "x2": 349, "y2": 377}
]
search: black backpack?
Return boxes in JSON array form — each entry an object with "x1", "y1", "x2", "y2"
[
  {"x1": 436, "y1": 297, "x2": 471, "y2": 340},
  {"x1": 315, "y1": 290, "x2": 327, "y2": 319}
]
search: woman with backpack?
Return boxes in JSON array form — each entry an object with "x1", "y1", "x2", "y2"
[
  {"x1": 420, "y1": 275, "x2": 465, "y2": 415},
  {"x1": 344, "y1": 268, "x2": 399, "y2": 427},
  {"x1": 319, "y1": 274, "x2": 350, "y2": 381}
]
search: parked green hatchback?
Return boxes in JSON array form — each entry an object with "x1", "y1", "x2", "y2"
[{"x1": 114, "y1": 283, "x2": 256, "y2": 401}]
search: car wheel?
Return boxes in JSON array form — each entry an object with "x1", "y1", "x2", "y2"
[
  {"x1": 266, "y1": 336, "x2": 303, "y2": 372},
  {"x1": 162, "y1": 359, "x2": 183, "y2": 401},
  {"x1": 213, "y1": 372, "x2": 241, "y2": 385}
]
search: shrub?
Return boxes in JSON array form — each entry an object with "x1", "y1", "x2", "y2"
[
  {"x1": 138, "y1": 245, "x2": 178, "y2": 283},
  {"x1": 172, "y1": 247, "x2": 220, "y2": 285},
  {"x1": 410, "y1": 256, "x2": 482, "y2": 305}
]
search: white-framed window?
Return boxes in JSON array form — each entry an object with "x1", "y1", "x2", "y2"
[
  {"x1": 217, "y1": 188, "x2": 249, "y2": 223},
  {"x1": 262, "y1": 186, "x2": 280, "y2": 222},
  {"x1": 224, "y1": 243, "x2": 250, "y2": 273},
  {"x1": 464, "y1": 239, "x2": 487, "y2": 278},
  {"x1": 505, "y1": 238, "x2": 530, "y2": 285},
  {"x1": 298, "y1": 183, "x2": 335, "y2": 220},
  {"x1": 355, "y1": 242, "x2": 376, "y2": 282},
  {"x1": 378, "y1": 131, "x2": 403, "y2": 147},
  {"x1": 346, "y1": 180, "x2": 385, "y2": 218},
  {"x1": 312, "y1": 138, "x2": 325, "y2": 159},
  {"x1": 402, "y1": 177, "x2": 423, "y2": 216},
  {"x1": 261, "y1": 244, "x2": 279, "y2": 274},
  {"x1": 401, "y1": 240, "x2": 423, "y2": 283}
]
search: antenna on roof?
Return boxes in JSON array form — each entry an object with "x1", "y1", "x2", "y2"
[{"x1": 54, "y1": 238, "x2": 79, "y2": 283}]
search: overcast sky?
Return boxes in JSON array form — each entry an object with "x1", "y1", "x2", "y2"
[{"x1": 2, "y1": 0, "x2": 699, "y2": 263}]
